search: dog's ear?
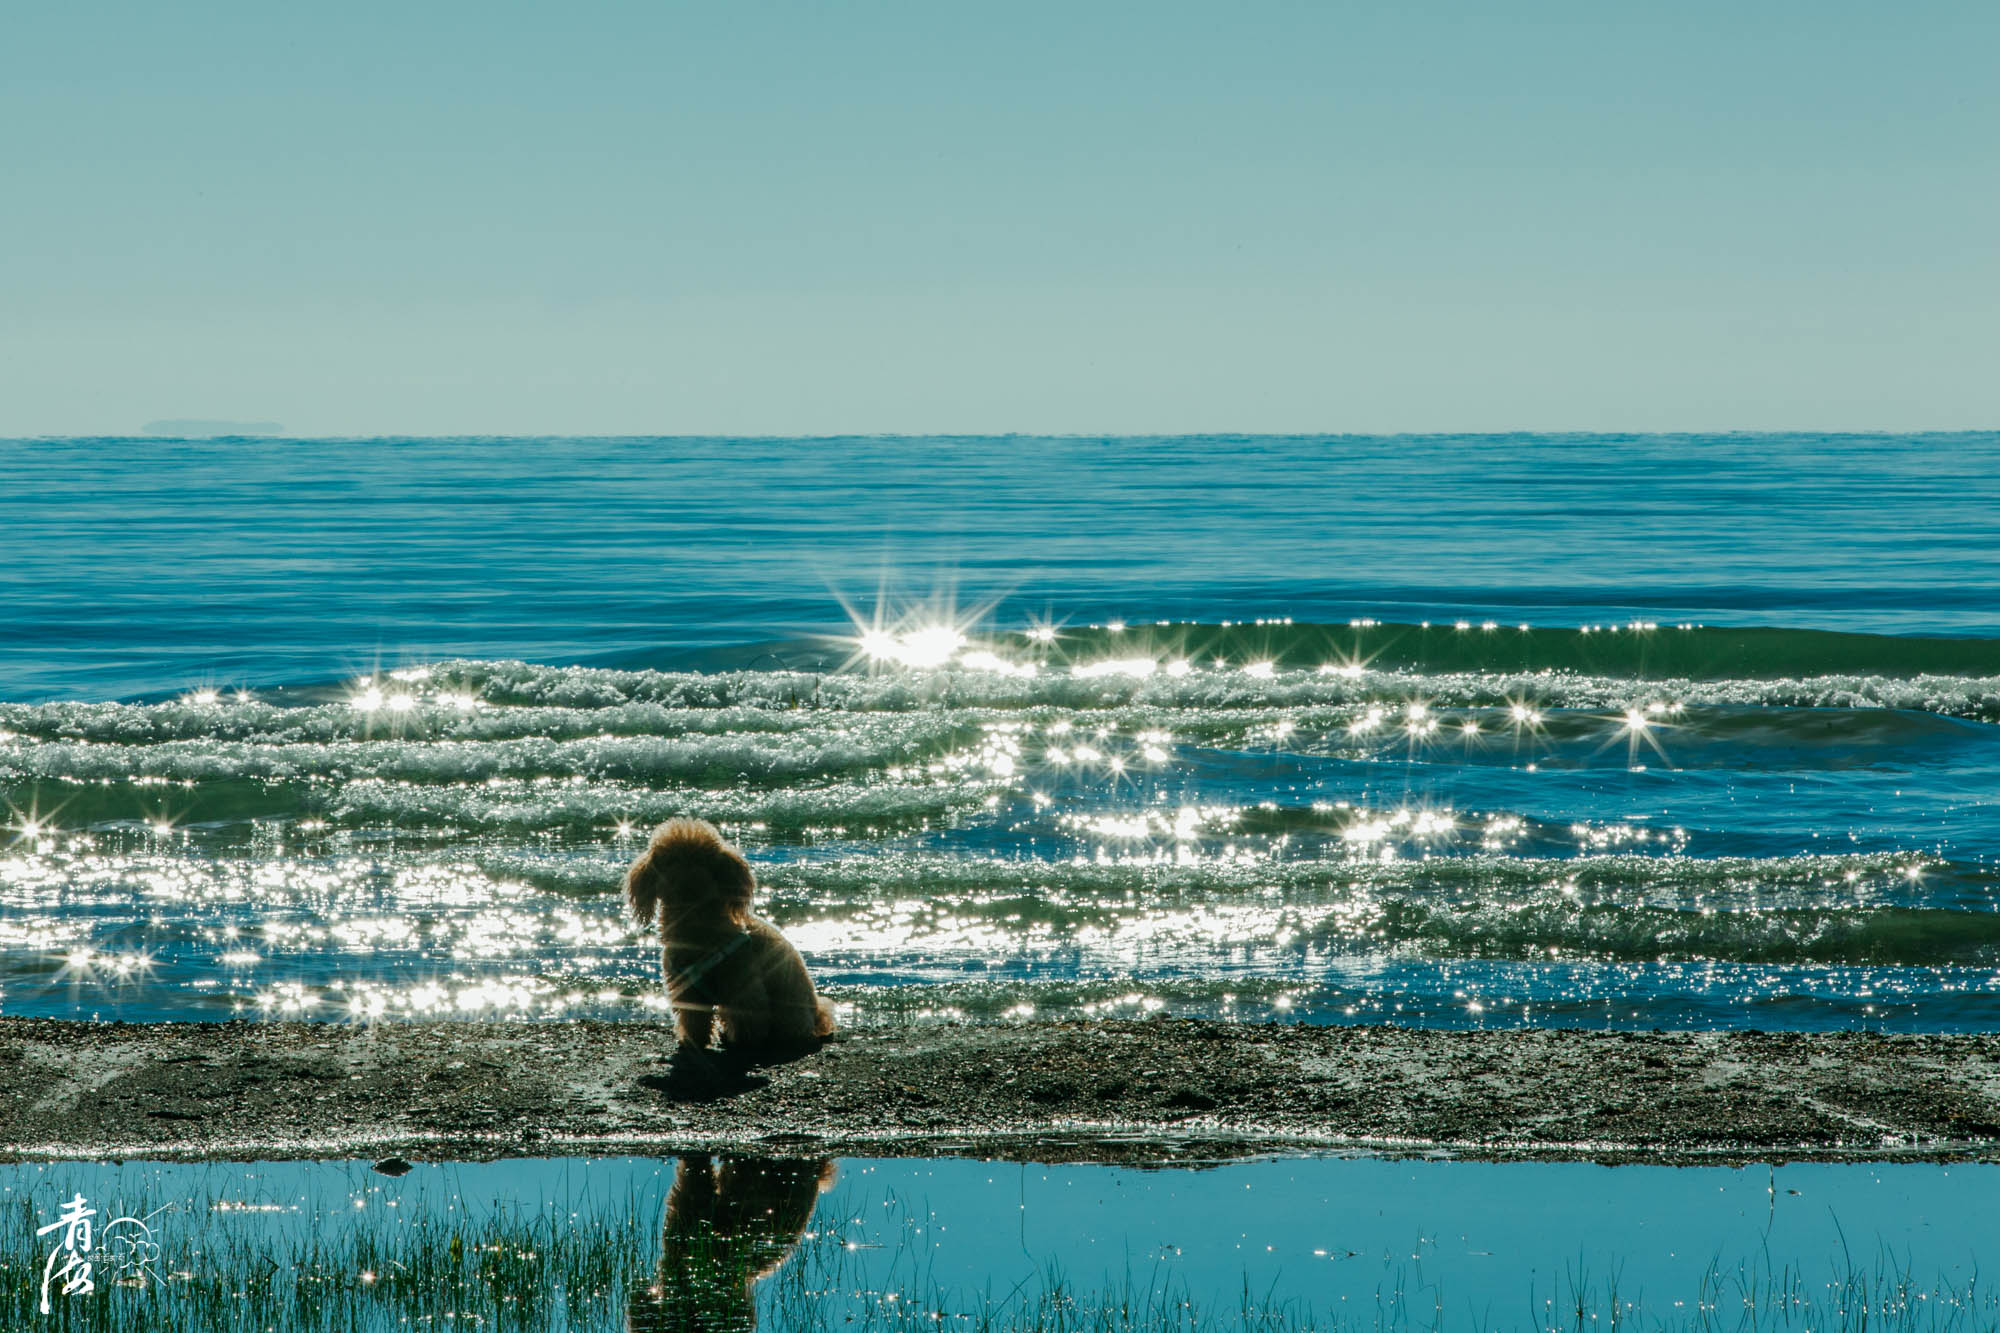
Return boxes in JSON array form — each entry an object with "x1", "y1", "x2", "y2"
[{"x1": 625, "y1": 853, "x2": 666, "y2": 928}]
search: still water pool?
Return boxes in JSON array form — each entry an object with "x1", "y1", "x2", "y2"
[{"x1": 6, "y1": 1153, "x2": 1995, "y2": 1329}]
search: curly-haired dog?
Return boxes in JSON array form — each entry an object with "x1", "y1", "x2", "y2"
[{"x1": 625, "y1": 817, "x2": 835, "y2": 1058}]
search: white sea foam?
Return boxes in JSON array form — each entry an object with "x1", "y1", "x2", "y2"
[
  {"x1": 0, "y1": 718, "x2": 965, "y2": 786},
  {"x1": 446, "y1": 658, "x2": 2000, "y2": 721}
]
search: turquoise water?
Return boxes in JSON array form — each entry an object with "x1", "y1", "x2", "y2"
[
  {"x1": 3, "y1": 434, "x2": 1998, "y2": 1029},
  {"x1": 7, "y1": 1154, "x2": 1997, "y2": 1329}
]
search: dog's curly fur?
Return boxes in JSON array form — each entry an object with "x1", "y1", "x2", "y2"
[{"x1": 625, "y1": 817, "x2": 835, "y2": 1057}]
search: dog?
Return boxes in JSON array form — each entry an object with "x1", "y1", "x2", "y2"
[{"x1": 624, "y1": 817, "x2": 835, "y2": 1058}]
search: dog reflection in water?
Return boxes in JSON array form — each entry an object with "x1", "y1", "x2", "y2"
[{"x1": 627, "y1": 1154, "x2": 836, "y2": 1332}]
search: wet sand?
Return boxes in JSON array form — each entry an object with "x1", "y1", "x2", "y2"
[{"x1": 3, "y1": 1017, "x2": 1998, "y2": 1165}]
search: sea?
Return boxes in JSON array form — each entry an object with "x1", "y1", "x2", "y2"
[{"x1": 3, "y1": 432, "x2": 1998, "y2": 1035}]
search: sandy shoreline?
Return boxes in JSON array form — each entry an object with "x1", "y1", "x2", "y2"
[{"x1": 2, "y1": 1017, "x2": 1998, "y2": 1166}]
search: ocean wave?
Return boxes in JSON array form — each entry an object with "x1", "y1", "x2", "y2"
[
  {"x1": 384, "y1": 652, "x2": 2000, "y2": 722},
  {"x1": 6, "y1": 843, "x2": 1994, "y2": 1035},
  {"x1": 7, "y1": 637, "x2": 1998, "y2": 779},
  {"x1": 0, "y1": 719, "x2": 969, "y2": 787},
  {"x1": 320, "y1": 774, "x2": 1000, "y2": 835},
  {"x1": 815, "y1": 964, "x2": 2000, "y2": 1029},
  {"x1": 1013, "y1": 620, "x2": 2000, "y2": 681},
  {"x1": 595, "y1": 620, "x2": 2000, "y2": 683},
  {"x1": 478, "y1": 848, "x2": 1997, "y2": 966},
  {"x1": 0, "y1": 697, "x2": 851, "y2": 745}
]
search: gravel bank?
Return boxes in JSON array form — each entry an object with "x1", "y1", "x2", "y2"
[{"x1": 3, "y1": 1018, "x2": 1998, "y2": 1165}]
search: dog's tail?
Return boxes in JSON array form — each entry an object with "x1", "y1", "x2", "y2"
[{"x1": 625, "y1": 817, "x2": 753, "y2": 929}]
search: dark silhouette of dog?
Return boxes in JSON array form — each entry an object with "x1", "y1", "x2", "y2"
[
  {"x1": 625, "y1": 1153, "x2": 835, "y2": 1332},
  {"x1": 624, "y1": 818, "x2": 835, "y2": 1059}
]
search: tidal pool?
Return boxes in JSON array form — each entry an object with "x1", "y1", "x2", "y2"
[{"x1": 4, "y1": 1153, "x2": 1996, "y2": 1330}]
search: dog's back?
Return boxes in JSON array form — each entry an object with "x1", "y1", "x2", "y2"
[
  {"x1": 743, "y1": 915, "x2": 837, "y2": 1042},
  {"x1": 672, "y1": 915, "x2": 833, "y2": 1053}
]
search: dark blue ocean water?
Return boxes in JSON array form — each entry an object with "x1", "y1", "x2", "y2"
[{"x1": 3, "y1": 434, "x2": 1998, "y2": 1030}]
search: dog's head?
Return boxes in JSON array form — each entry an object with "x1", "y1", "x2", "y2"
[{"x1": 625, "y1": 817, "x2": 754, "y2": 932}]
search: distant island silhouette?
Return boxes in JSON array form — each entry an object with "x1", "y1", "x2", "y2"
[{"x1": 142, "y1": 419, "x2": 285, "y2": 437}]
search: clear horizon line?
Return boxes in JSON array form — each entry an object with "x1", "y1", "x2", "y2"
[{"x1": 9, "y1": 426, "x2": 1999, "y2": 442}]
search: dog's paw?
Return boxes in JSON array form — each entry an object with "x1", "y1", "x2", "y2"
[{"x1": 638, "y1": 1054, "x2": 768, "y2": 1103}]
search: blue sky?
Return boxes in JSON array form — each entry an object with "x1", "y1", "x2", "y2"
[{"x1": 4, "y1": 1, "x2": 1995, "y2": 435}]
